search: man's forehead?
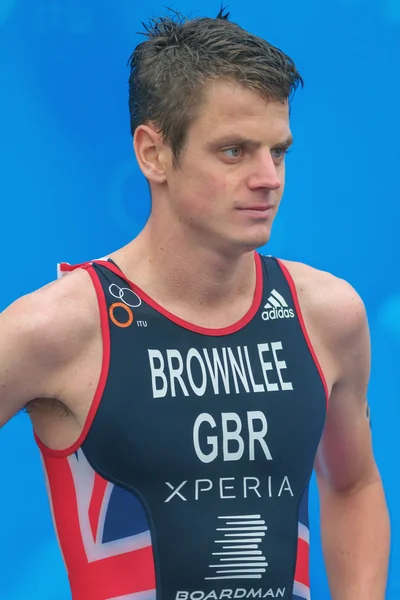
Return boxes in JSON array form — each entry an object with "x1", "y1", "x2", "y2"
[
  {"x1": 201, "y1": 80, "x2": 289, "y2": 115},
  {"x1": 197, "y1": 82, "x2": 290, "y2": 136}
]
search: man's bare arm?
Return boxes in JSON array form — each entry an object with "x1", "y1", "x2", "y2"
[
  {"x1": 0, "y1": 269, "x2": 97, "y2": 428},
  {"x1": 314, "y1": 278, "x2": 390, "y2": 599}
]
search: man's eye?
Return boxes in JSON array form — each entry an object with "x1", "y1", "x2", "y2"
[
  {"x1": 223, "y1": 147, "x2": 244, "y2": 159},
  {"x1": 271, "y1": 148, "x2": 289, "y2": 161}
]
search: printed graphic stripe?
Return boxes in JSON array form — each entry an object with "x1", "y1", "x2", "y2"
[
  {"x1": 205, "y1": 575, "x2": 262, "y2": 580},
  {"x1": 107, "y1": 592, "x2": 156, "y2": 600},
  {"x1": 271, "y1": 288, "x2": 288, "y2": 307},
  {"x1": 215, "y1": 538, "x2": 262, "y2": 543},
  {"x1": 294, "y1": 537, "x2": 310, "y2": 588},
  {"x1": 224, "y1": 520, "x2": 265, "y2": 525},
  {"x1": 218, "y1": 515, "x2": 261, "y2": 519},
  {"x1": 268, "y1": 296, "x2": 281, "y2": 308},
  {"x1": 40, "y1": 453, "x2": 68, "y2": 572},
  {"x1": 212, "y1": 551, "x2": 262, "y2": 556},
  {"x1": 89, "y1": 473, "x2": 109, "y2": 543},
  {"x1": 216, "y1": 526, "x2": 267, "y2": 531},
  {"x1": 293, "y1": 581, "x2": 311, "y2": 600},
  {"x1": 298, "y1": 522, "x2": 310, "y2": 544},
  {"x1": 216, "y1": 569, "x2": 265, "y2": 574},
  {"x1": 41, "y1": 453, "x2": 88, "y2": 571},
  {"x1": 68, "y1": 546, "x2": 156, "y2": 600}
]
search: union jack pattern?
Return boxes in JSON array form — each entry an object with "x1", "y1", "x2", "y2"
[
  {"x1": 41, "y1": 448, "x2": 156, "y2": 600},
  {"x1": 41, "y1": 444, "x2": 312, "y2": 599},
  {"x1": 292, "y1": 486, "x2": 311, "y2": 599}
]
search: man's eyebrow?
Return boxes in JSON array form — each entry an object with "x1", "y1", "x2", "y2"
[
  {"x1": 207, "y1": 135, "x2": 261, "y2": 149},
  {"x1": 207, "y1": 134, "x2": 294, "y2": 149},
  {"x1": 272, "y1": 134, "x2": 294, "y2": 149}
]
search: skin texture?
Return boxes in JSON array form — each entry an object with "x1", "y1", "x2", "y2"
[{"x1": 0, "y1": 79, "x2": 390, "y2": 598}]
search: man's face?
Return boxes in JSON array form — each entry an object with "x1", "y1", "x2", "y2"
[{"x1": 164, "y1": 79, "x2": 292, "y2": 254}]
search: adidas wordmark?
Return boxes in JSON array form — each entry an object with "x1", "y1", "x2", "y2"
[{"x1": 262, "y1": 289, "x2": 295, "y2": 321}]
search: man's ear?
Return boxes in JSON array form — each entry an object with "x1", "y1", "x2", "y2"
[{"x1": 133, "y1": 124, "x2": 170, "y2": 183}]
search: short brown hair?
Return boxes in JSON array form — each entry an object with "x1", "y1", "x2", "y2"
[{"x1": 128, "y1": 8, "x2": 303, "y2": 162}]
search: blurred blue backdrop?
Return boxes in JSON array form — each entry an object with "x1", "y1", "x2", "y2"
[{"x1": 0, "y1": 0, "x2": 398, "y2": 597}]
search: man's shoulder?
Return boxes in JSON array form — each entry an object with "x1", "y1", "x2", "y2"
[
  {"x1": 3, "y1": 266, "x2": 99, "y2": 364},
  {"x1": 279, "y1": 259, "x2": 367, "y2": 344}
]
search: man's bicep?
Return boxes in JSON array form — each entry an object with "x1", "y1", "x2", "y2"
[
  {"x1": 0, "y1": 301, "x2": 37, "y2": 426},
  {"x1": 315, "y1": 384, "x2": 377, "y2": 492},
  {"x1": 0, "y1": 294, "x2": 65, "y2": 428},
  {"x1": 0, "y1": 269, "x2": 99, "y2": 428},
  {"x1": 315, "y1": 297, "x2": 379, "y2": 492}
]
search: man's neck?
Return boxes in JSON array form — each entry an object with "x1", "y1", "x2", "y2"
[{"x1": 110, "y1": 224, "x2": 257, "y2": 311}]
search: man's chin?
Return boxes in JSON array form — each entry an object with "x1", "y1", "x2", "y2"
[
  {"x1": 208, "y1": 226, "x2": 272, "y2": 256},
  {"x1": 239, "y1": 231, "x2": 272, "y2": 253}
]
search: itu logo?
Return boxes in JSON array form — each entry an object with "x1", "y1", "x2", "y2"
[{"x1": 108, "y1": 284, "x2": 141, "y2": 328}]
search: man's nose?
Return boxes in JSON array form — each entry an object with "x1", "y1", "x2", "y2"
[{"x1": 247, "y1": 153, "x2": 282, "y2": 191}]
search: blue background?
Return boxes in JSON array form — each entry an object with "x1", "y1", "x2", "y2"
[{"x1": 0, "y1": 0, "x2": 398, "y2": 597}]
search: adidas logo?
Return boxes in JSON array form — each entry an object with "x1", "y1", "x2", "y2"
[{"x1": 261, "y1": 289, "x2": 295, "y2": 321}]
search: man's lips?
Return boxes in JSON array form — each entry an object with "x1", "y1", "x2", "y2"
[{"x1": 237, "y1": 205, "x2": 274, "y2": 212}]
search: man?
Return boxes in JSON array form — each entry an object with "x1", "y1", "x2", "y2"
[{"x1": 0, "y1": 9, "x2": 390, "y2": 600}]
